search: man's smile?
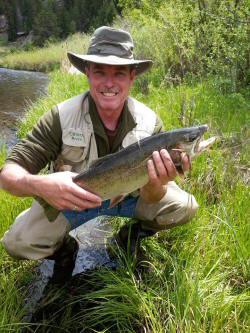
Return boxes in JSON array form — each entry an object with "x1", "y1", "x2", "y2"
[
  {"x1": 99, "y1": 88, "x2": 119, "y2": 98},
  {"x1": 101, "y1": 92, "x2": 118, "y2": 97}
]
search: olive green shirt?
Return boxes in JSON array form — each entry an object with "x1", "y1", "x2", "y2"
[{"x1": 4, "y1": 92, "x2": 164, "y2": 221}]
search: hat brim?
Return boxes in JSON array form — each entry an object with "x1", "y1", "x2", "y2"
[{"x1": 67, "y1": 52, "x2": 153, "y2": 76}]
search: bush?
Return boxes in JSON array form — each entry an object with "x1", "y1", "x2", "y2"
[{"x1": 118, "y1": 0, "x2": 249, "y2": 90}]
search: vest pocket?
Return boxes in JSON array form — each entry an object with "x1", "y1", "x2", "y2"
[{"x1": 60, "y1": 145, "x2": 86, "y2": 164}]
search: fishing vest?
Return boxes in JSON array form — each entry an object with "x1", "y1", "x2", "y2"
[{"x1": 55, "y1": 92, "x2": 157, "y2": 173}]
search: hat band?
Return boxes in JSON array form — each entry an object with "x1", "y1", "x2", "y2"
[{"x1": 87, "y1": 41, "x2": 134, "y2": 60}]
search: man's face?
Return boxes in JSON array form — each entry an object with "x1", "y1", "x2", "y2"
[{"x1": 85, "y1": 63, "x2": 135, "y2": 115}]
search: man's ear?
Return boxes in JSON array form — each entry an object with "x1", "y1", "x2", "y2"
[
  {"x1": 85, "y1": 66, "x2": 90, "y2": 78},
  {"x1": 130, "y1": 68, "x2": 136, "y2": 85}
]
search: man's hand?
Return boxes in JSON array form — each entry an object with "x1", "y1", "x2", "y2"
[
  {"x1": 35, "y1": 171, "x2": 102, "y2": 211},
  {"x1": 0, "y1": 164, "x2": 102, "y2": 211},
  {"x1": 140, "y1": 149, "x2": 190, "y2": 204}
]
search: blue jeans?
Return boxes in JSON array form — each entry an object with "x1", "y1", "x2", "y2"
[{"x1": 61, "y1": 195, "x2": 139, "y2": 230}]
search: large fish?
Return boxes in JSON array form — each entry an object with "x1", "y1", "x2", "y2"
[{"x1": 74, "y1": 125, "x2": 217, "y2": 207}]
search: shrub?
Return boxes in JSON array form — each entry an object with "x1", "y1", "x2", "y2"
[{"x1": 118, "y1": 0, "x2": 249, "y2": 90}]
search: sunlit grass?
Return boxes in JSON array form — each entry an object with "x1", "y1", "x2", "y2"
[
  {"x1": 0, "y1": 33, "x2": 91, "y2": 72},
  {"x1": 0, "y1": 146, "x2": 34, "y2": 331}
]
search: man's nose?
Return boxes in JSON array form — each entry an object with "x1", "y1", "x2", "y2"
[{"x1": 105, "y1": 73, "x2": 114, "y2": 87}]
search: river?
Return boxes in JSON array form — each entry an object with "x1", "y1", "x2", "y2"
[{"x1": 0, "y1": 68, "x2": 50, "y2": 146}]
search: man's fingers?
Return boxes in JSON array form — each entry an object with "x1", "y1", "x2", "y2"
[
  {"x1": 65, "y1": 183, "x2": 102, "y2": 211},
  {"x1": 159, "y1": 149, "x2": 177, "y2": 181},
  {"x1": 41, "y1": 172, "x2": 102, "y2": 211},
  {"x1": 181, "y1": 153, "x2": 190, "y2": 172},
  {"x1": 54, "y1": 190, "x2": 102, "y2": 211},
  {"x1": 148, "y1": 149, "x2": 176, "y2": 184},
  {"x1": 152, "y1": 151, "x2": 168, "y2": 179},
  {"x1": 147, "y1": 158, "x2": 158, "y2": 181},
  {"x1": 64, "y1": 197, "x2": 101, "y2": 211},
  {"x1": 71, "y1": 182, "x2": 102, "y2": 204}
]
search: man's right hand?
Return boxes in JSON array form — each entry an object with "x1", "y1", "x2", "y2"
[
  {"x1": 35, "y1": 171, "x2": 102, "y2": 211},
  {"x1": 0, "y1": 164, "x2": 102, "y2": 211}
]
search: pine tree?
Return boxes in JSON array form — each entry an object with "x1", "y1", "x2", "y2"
[
  {"x1": 33, "y1": 4, "x2": 60, "y2": 46},
  {"x1": 1, "y1": 0, "x2": 118, "y2": 43}
]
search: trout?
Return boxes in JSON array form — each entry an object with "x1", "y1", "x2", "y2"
[{"x1": 74, "y1": 125, "x2": 217, "y2": 207}]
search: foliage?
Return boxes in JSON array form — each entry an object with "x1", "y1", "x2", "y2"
[
  {"x1": 32, "y1": 3, "x2": 60, "y2": 46},
  {"x1": 0, "y1": 0, "x2": 118, "y2": 45},
  {"x1": 0, "y1": 0, "x2": 17, "y2": 41},
  {"x1": 117, "y1": 0, "x2": 249, "y2": 89},
  {"x1": 70, "y1": 0, "x2": 117, "y2": 33}
]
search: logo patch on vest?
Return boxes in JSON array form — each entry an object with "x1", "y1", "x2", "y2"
[
  {"x1": 62, "y1": 128, "x2": 86, "y2": 147},
  {"x1": 70, "y1": 130, "x2": 84, "y2": 142}
]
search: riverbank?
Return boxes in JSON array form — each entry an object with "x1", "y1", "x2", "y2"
[
  {"x1": 0, "y1": 33, "x2": 249, "y2": 332},
  {"x1": 0, "y1": 68, "x2": 49, "y2": 147},
  {"x1": 0, "y1": 33, "x2": 90, "y2": 72}
]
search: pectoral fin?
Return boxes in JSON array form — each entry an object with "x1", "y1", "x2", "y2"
[{"x1": 108, "y1": 195, "x2": 126, "y2": 209}]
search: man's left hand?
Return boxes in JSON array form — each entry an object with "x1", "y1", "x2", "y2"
[{"x1": 140, "y1": 149, "x2": 190, "y2": 204}]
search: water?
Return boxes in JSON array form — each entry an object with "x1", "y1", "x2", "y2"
[{"x1": 0, "y1": 68, "x2": 49, "y2": 146}]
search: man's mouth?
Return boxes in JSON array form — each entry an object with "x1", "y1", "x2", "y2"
[
  {"x1": 99, "y1": 88, "x2": 119, "y2": 97},
  {"x1": 101, "y1": 92, "x2": 117, "y2": 97}
]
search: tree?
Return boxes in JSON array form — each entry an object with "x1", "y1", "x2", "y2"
[
  {"x1": 1, "y1": 0, "x2": 118, "y2": 44},
  {"x1": 6, "y1": 1, "x2": 17, "y2": 41},
  {"x1": 33, "y1": 6, "x2": 60, "y2": 46},
  {"x1": 21, "y1": 0, "x2": 43, "y2": 33}
]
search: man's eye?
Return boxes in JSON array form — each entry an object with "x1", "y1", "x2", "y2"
[{"x1": 94, "y1": 71, "x2": 104, "y2": 75}]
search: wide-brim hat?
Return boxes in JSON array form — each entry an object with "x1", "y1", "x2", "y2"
[{"x1": 67, "y1": 26, "x2": 153, "y2": 76}]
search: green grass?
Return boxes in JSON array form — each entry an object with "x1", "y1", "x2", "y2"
[
  {"x1": 0, "y1": 146, "x2": 34, "y2": 331},
  {"x1": 0, "y1": 35, "x2": 249, "y2": 332},
  {"x1": 0, "y1": 33, "x2": 91, "y2": 72}
]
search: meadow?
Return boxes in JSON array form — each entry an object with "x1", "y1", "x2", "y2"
[{"x1": 0, "y1": 7, "x2": 249, "y2": 332}]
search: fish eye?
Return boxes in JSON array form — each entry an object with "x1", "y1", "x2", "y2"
[{"x1": 188, "y1": 134, "x2": 198, "y2": 141}]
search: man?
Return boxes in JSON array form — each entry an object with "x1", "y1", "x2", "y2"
[{"x1": 0, "y1": 26, "x2": 198, "y2": 283}]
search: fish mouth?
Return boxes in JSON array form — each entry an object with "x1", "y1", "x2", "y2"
[
  {"x1": 171, "y1": 125, "x2": 209, "y2": 157},
  {"x1": 186, "y1": 124, "x2": 209, "y2": 156},
  {"x1": 175, "y1": 137, "x2": 201, "y2": 157},
  {"x1": 192, "y1": 136, "x2": 202, "y2": 156},
  {"x1": 178, "y1": 128, "x2": 218, "y2": 158},
  {"x1": 191, "y1": 125, "x2": 219, "y2": 156}
]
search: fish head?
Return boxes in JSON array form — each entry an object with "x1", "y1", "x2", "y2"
[{"x1": 170, "y1": 124, "x2": 209, "y2": 158}]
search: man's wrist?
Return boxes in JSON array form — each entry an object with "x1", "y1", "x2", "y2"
[
  {"x1": 24, "y1": 174, "x2": 42, "y2": 197},
  {"x1": 140, "y1": 184, "x2": 167, "y2": 204}
]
